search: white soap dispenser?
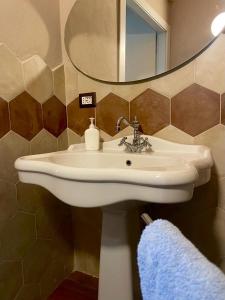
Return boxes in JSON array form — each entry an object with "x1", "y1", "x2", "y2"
[{"x1": 85, "y1": 118, "x2": 100, "y2": 151}]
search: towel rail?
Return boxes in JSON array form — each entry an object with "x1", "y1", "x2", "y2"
[{"x1": 141, "y1": 213, "x2": 153, "y2": 225}]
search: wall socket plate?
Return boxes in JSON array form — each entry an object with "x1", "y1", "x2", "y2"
[{"x1": 79, "y1": 92, "x2": 96, "y2": 108}]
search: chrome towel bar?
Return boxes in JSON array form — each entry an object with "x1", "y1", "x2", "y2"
[{"x1": 141, "y1": 213, "x2": 153, "y2": 225}]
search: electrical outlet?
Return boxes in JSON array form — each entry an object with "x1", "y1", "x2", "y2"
[
  {"x1": 79, "y1": 92, "x2": 96, "y2": 108},
  {"x1": 81, "y1": 96, "x2": 92, "y2": 105}
]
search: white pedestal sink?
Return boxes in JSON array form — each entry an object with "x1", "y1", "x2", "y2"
[{"x1": 15, "y1": 135, "x2": 213, "y2": 300}]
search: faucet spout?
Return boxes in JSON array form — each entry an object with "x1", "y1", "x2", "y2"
[{"x1": 116, "y1": 116, "x2": 130, "y2": 132}]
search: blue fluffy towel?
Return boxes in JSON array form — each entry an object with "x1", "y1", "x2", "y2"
[{"x1": 138, "y1": 220, "x2": 225, "y2": 300}]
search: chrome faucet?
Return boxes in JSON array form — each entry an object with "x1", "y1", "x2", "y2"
[{"x1": 116, "y1": 116, "x2": 152, "y2": 153}]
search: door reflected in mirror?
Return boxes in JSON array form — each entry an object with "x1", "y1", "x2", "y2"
[{"x1": 65, "y1": 0, "x2": 225, "y2": 83}]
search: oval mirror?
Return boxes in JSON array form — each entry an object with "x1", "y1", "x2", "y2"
[{"x1": 65, "y1": 0, "x2": 225, "y2": 83}]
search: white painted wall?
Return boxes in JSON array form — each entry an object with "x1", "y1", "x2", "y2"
[
  {"x1": 125, "y1": 6, "x2": 156, "y2": 81},
  {"x1": 146, "y1": 0, "x2": 169, "y2": 22},
  {"x1": 64, "y1": 0, "x2": 118, "y2": 82},
  {"x1": 0, "y1": 0, "x2": 62, "y2": 68}
]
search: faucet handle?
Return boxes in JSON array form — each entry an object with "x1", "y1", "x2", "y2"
[
  {"x1": 118, "y1": 136, "x2": 127, "y2": 146},
  {"x1": 144, "y1": 138, "x2": 152, "y2": 150}
]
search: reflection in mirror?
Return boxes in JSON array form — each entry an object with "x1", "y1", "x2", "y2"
[{"x1": 65, "y1": 0, "x2": 225, "y2": 83}]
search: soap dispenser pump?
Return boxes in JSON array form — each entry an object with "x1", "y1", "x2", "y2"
[{"x1": 85, "y1": 118, "x2": 100, "y2": 151}]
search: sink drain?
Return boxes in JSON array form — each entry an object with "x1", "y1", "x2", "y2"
[{"x1": 126, "y1": 160, "x2": 132, "y2": 166}]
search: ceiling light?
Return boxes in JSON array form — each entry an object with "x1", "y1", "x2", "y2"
[{"x1": 211, "y1": 12, "x2": 225, "y2": 36}]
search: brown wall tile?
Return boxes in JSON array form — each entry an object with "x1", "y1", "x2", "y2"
[
  {"x1": 9, "y1": 92, "x2": 43, "y2": 140},
  {"x1": 96, "y1": 93, "x2": 129, "y2": 136},
  {"x1": 130, "y1": 89, "x2": 170, "y2": 135},
  {"x1": 43, "y1": 96, "x2": 67, "y2": 137},
  {"x1": 0, "y1": 98, "x2": 10, "y2": 138},
  {"x1": 67, "y1": 97, "x2": 95, "y2": 136},
  {"x1": 221, "y1": 93, "x2": 225, "y2": 125},
  {"x1": 171, "y1": 84, "x2": 220, "y2": 136}
]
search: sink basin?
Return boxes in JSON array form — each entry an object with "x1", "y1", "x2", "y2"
[
  {"x1": 15, "y1": 135, "x2": 213, "y2": 300},
  {"x1": 15, "y1": 135, "x2": 212, "y2": 207}
]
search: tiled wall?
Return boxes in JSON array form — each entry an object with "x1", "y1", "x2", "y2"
[
  {"x1": 0, "y1": 1, "x2": 62, "y2": 68},
  {"x1": 1, "y1": 29, "x2": 225, "y2": 297},
  {"x1": 0, "y1": 44, "x2": 74, "y2": 300},
  {"x1": 64, "y1": 34, "x2": 225, "y2": 276}
]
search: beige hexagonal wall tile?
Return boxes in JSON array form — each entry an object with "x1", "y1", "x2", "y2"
[
  {"x1": 23, "y1": 55, "x2": 53, "y2": 103},
  {"x1": 72, "y1": 207, "x2": 101, "y2": 277},
  {"x1": 53, "y1": 64, "x2": 66, "y2": 104},
  {"x1": 212, "y1": 207, "x2": 225, "y2": 260},
  {"x1": 0, "y1": 131, "x2": 30, "y2": 183},
  {"x1": 218, "y1": 177, "x2": 225, "y2": 212},
  {"x1": 40, "y1": 234, "x2": 74, "y2": 299},
  {"x1": 31, "y1": 187, "x2": 72, "y2": 239},
  {"x1": 17, "y1": 182, "x2": 70, "y2": 220},
  {"x1": 184, "y1": 207, "x2": 220, "y2": 264},
  {"x1": 0, "y1": 44, "x2": 24, "y2": 101},
  {"x1": 78, "y1": 72, "x2": 113, "y2": 103},
  {"x1": 40, "y1": 230, "x2": 74, "y2": 299},
  {"x1": 23, "y1": 239, "x2": 54, "y2": 284},
  {"x1": 15, "y1": 284, "x2": 41, "y2": 300},
  {"x1": 0, "y1": 180, "x2": 17, "y2": 226},
  {"x1": 218, "y1": 258, "x2": 225, "y2": 274},
  {"x1": 112, "y1": 81, "x2": 151, "y2": 102},
  {"x1": 67, "y1": 128, "x2": 81, "y2": 146},
  {"x1": 153, "y1": 125, "x2": 194, "y2": 144},
  {"x1": 40, "y1": 255, "x2": 66, "y2": 299},
  {"x1": 64, "y1": 60, "x2": 79, "y2": 105},
  {"x1": 99, "y1": 130, "x2": 113, "y2": 142},
  {"x1": 36, "y1": 207, "x2": 60, "y2": 240},
  {"x1": 36, "y1": 194, "x2": 72, "y2": 240},
  {"x1": 55, "y1": 224, "x2": 74, "y2": 260},
  {"x1": 195, "y1": 34, "x2": 225, "y2": 94},
  {"x1": 0, "y1": 213, "x2": 36, "y2": 260},
  {"x1": 100, "y1": 126, "x2": 134, "y2": 142},
  {"x1": 57, "y1": 129, "x2": 68, "y2": 151},
  {"x1": 0, "y1": 261, "x2": 22, "y2": 300},
  {"x1": 17, "y1": 182, "x2": 39, "y2": 214},
  {"x1": 17, "y1": 183, "x2": 51, "y2": 214},
  {"x1": 194, "y1": 125, "x2": 225, "y2": 177},
  {"x1": 151, "y1": 61, "x2": 195, "y2": 98},
  {"x1": 30, "y1": 129, "x2": 58, "y2": 155}
]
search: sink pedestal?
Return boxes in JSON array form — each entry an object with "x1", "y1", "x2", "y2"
[{"x1": 98, "y1": 204, "x2": 141, "y2": 300}]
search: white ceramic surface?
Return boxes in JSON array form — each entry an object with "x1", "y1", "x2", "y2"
[{"x1": 15, "y1": 135, "x2": 213, "y2": 207}]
